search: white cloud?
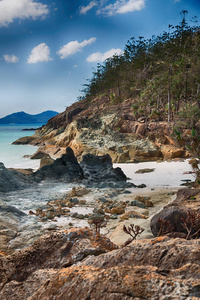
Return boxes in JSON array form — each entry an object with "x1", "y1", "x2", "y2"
[
  {"x1": 79, "y1": 1, "x2": 98, "y2": 15},
  {"x1": 57, "y1": 38, "x2": 96, "y2": 59},
  {"x1": 97, "y1": 0, "x2": 145, "y2": 16},
  {"x1": 3, "y1": 54, "x2": 19, "y2": 63},
  {"x1": 87, "y1": 48, "x2": 123, "y2": 62},
  {"x1": 0, "y1": 0, "x2": 49, "y2": 27},
  {"x1": 27, "y1": 43, "x2": 52, "y2": 64}
]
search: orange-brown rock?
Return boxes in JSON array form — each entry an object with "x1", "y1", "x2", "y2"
[
  {"x1": 0, "y1": 228, "x2": 117, "y2": 291},
  {"x1": 12, "y1": 96, "x2": 192, "y2": 163},
  {"x1": 160, "y1": 145, "x2": 189, "y2": 160},
  {"x1": 111, "y1": 207, "x2": 125, "y2": 215},
  {"x1": 0, "y1": 232, "x2": 199, "y2": 299},
  {"x1": 120, "y1": 210, "x2": 148, "y2": 220}
]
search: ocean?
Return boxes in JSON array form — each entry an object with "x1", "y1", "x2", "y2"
[{"x1": 0, "y1": 124, "x2": 42, "y2": 169}]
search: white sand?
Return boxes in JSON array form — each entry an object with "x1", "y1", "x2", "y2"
[{"x1": 114, "y1": 159, "x2": 194, "y2": 189}]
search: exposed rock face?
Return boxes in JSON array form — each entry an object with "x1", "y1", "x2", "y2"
[
  {"x1": 32, "y1": 147, "x2": 128, "y2": 187},
  {"x1": 40, "y1": 156, "x2": 54, "y2": 168},
  {"x1": 151, "y1": 188, "x2": 200, "y2": 237},
  {"x1": 0, "y1": 204, "x2": 44, "y2": 255},
  {"x1": 33, "y1": 147, "x2": 84, "y2": 182},
  {"x1": 0, "y1": 205, "x2": 26, "y2": 254},
  {"x1": 12, "y1": 96, "x2": 191, "y2": 163},
  {"x1": 80, "y1": 153, "x2": 127, "y2": 185},
  {"x1": 0, "y1": 148, "x2": 128, "y2": 193},
  {"x1": 30, "y1": 151, "x2": 50, "y2": 160},
  {"x1": 0, "y1": 230, "x2": 199, "y2": 299},
  {"x1": 0, "y1": 228, "x2": 118, "y2": 297},
  {"x1": 0, "y1": 163, "x2": 32, "y2": 193}
]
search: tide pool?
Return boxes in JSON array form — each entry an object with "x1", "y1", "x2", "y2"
[{"x1": 0, "y1": 124, "x2": 43, "y2": 169}]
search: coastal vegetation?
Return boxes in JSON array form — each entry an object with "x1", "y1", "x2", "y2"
[
  {"x1": 1, "y1": 5, "x2": 200, "y2": 300},
  {"x1": 12, "y1": 12, "x2": 200, "y2": 174},
  {"x1": 81, "y1": 11, "x2": 200, "y2": 149}
]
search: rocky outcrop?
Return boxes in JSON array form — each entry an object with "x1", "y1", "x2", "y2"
[
  {"x1": 0, "y1": 205, "x2": 26, "y2": 254},
  {"x1": 32, "y1": 147, "x2": 84, "y2": 182},
  {"x1": 0, "y1": 148, "x2": 128, "y2": 193},
  {"x1": 0, "y1": 163, "x2": 32, "y2": 193},
  {"x1": 0, "y1": 229, "x2": 199, "y2": 299},
  {"x1": 12, "y1": 96, "x2": 191, "y2": 163},
  {"x1": 0, "y1": 228, "x2": 118, "y2": 297},
  {"x1": 0, "y1": 204, "x2": 45, "y2": 255},
  {"x1": 151, "y1": 188, "x2": 200, "y2": 237},
  {"x1": 30, "y1": 151, "x2": 50, "y2": 160},
  {"x1": 80, "y1": 153, "x2": 127, "y2": 185},
  {"x1": 40, "y1": 156, "x2": 54, "y2": 168},
  {"x1": 32, "y1": 147, "x2": 128, "y2": 187}
]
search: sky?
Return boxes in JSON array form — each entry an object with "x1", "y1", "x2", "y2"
[{"x1": 0, "y1": 0, "x2": 200, "y2": 118}]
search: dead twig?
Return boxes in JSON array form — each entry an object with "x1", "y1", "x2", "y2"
[{"x1": 122, "y1": 224, "x2": 144, "y2": 247}]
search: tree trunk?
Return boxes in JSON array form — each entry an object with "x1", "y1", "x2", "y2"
[
  {"x1": 197, "y1": 83, "x2": 200, "y2": 109},
  {"x1": 168, "y1": 65, "x2": 172, "y2": 122},
  {"x1": 117, "y1": 75, "x2": 121, "y2": 98}
]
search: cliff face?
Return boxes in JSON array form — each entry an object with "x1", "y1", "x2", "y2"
[{"x1": 13, "y1": 96, "x2": 191, "y2": 162}]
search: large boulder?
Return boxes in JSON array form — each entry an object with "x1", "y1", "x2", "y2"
[
  {"x1": 33, "y1": 147, "x2": 84, "y2": 182},
  {"x1": 151, "y1": 188, "x2": 200, "y2": 237},
  {"x1": 0, "y1": 204, "x2": 29, "y2": 254},
  {"x1": 40, "y1": 156, "x2": 54, "y2": 168},
  {"x1": 0, "y1": 163, "x2": 31, "y2": 193},
  {"x1": 0, "y1": 228, "x2": 117, "y2": 291},
  {"x1": 150, "y1": 206, "x2": 187, "y2": 236},
  {"x1": 80, "y1": 153, "x2": 127, "y2": 185},
  {"x1": 0, "y1": 233, "x2": 199, "y2": 299},
  {"x1": 30, "y1": 151, "x2": 50, "y2": 160}
]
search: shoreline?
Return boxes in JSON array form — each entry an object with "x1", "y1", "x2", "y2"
[{"x1": 0, "y1": 152, "x2": 196, "y2": 253}]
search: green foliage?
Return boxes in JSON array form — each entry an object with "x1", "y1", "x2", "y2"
[
  {"x1": 173, "y1": 127, "x2": 182, "y2": 141},
  {"x1": 80, "y1": 12, "x2": 200, "y2": 123},
  {"x1": 110, "y1": 92, "x2": 115, "y2": 100},
  {"x1": 79, "y1": 11, "x2": 200, "y2": 154},
  {"x1": 132, "y1": 103, "x2": 139, "y2": 110},
  {"x1": 179, "y1": 104, "x2": 200, "y2": 128},
  {"x1": 191, "y1": 128, "x2": 197, "y2": 137}
]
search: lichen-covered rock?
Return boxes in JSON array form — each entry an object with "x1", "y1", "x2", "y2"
[
  {"x1": 1, "y1": 235, "x2": 199, "y2": 300},
  {"x1": 12, "y1": 96, "x2": 192, "y2": 163},
  {"x1": 0, "y1": 228, "x2": 118, "y2": 292},
  {"x1": 80, "y1": 153, "x2": 127, "y2": 185},
  {"x1": 29, "y1": 264, "x2": 200, "y2": 300}
]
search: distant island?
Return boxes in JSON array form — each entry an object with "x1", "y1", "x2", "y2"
[{"x1": 0, "y1": 110, "x2": 58, "y2": 124}]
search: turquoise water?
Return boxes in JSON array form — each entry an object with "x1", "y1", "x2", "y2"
[{"x1": 0, "y1": 124, "x2": 43, "y2": 169}]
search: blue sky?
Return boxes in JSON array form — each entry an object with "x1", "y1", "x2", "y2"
[{"x1": 0, "y1": 0, "x2": 200, "y2": 117}]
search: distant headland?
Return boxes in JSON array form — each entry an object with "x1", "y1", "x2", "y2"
[{"x1": 0, "y1": 110, "x2": 58, "y2": 124}]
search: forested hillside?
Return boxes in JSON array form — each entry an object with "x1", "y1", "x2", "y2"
[
  {"x1": 15, "y1": 11, "x2": 200, "y2": 164},
  {"x1": 81, "y1": 11, "x2": 200, "y2": 130}
]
